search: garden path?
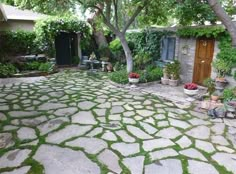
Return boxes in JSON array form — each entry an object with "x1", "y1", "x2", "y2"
[{"x1": 0, "y1": 70, "x2": 236, "y2": 174}]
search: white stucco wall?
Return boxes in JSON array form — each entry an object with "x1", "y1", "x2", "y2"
[{"x1": 0, "y1": 20, "x2": 35, "y2": 31}]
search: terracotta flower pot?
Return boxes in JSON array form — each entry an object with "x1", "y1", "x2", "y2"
[
  {"x1": 169, "y1": 79, "x2": 179, "y2": 86},
  {"x1": 211, "y1": 95, "x2": 219, "y2": 101}
]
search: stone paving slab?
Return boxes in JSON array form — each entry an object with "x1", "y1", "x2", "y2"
[{"x1": 0, "y1": 71, "x2": 236, "y2": 174}]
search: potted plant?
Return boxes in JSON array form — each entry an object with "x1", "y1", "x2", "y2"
[
  {"x1": 211, "y1": 91, "x2": 221, "y2": 101},
  {"x1": 184, "y1": 83, "x2": 198, "y2": 96},
  {"x1": 203, "y1": 78, "x2": 220, "y2": 101},
  {"x1": 161, "y1": 67, "x2": 169, "y2": 85},
  {"x1": 212, "y1": 59, "x2": 231, "y2": 89},
  {"x1": 223, "y1": 87, "x2": 236, "y2": 112},
  {"x1": 168, "y1": 60, "x2": 181, "y2": 86},
  {"x1": 128, "y1": 72, "x2": 140, "y2": 84}
]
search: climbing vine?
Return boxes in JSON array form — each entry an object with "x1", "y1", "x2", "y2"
[
  {"x1": 34, "y1": 15, "x2": 91, "y2": 56},
  {"x1": 177, "y1": 26, "x2": 225, "y2": 38}
]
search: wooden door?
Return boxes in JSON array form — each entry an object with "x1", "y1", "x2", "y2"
[{"x1": 193, "y1": 38, "x2": 215, "y2": 85}]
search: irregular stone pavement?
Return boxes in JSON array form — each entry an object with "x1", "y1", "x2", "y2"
[{"x1": 0, "y1": 70, "x2": 236, "y2": 174}]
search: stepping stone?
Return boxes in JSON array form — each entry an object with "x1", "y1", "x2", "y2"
[
  {"x1": 72, "y1": 111, "x2": 97, "y2": 125},
  {"x1": 190, "y1": 111, "x2": 208, "y2": 119},
  {"x1": 86, "y1": 128, "x2": 103, "y2": 137},
  {"x1": 216, "y1": 146, "x2": 235, "y2": 153},
  {"x1": 186, "y1": 126, "x2": 210, "y2": 140},
  {"x1": 188, "y1": 160, "x2": 219, "y2": 174},
  {"x1": 115, "y1": 130, "x2": 135, "y2": 143},
  {"x1": 123, "y1": 156, "x2": 144, "y2": 174},
  {"x1": 195, "y1": 140, "x2": 215, "y2": 153},
  {"x1": 145, "y1": 159, "x2": 182, "y2": 174},
  {"x1": 97, "y1": 102, "x2": 111, "y2": 109},
  {"x1": 78, "y1": 101, "x2": 97, "y2": 110},
  {"x1": 38, "y1": 117, "x2": 69, "y2": 135},
  {"x1": 0, "y1": 149, "x2": 31, "y2": 169},
  {"x1": 136, "y1": 110, "x2": 155, "y2": 117},
  {"x1": 46, "y1": 125, "x2": 92, "y2": 144},
  {"x1": 127, "y1": 125, "x2": 153, "y2": 140},
  {"x1": 110, "y1": 106, "x2": 124, "y2": 114},
  {"x1": 211, "y1": 135, "x2": 229, "y2": 146},
  {"x1": 169, "y1": 118, "x2": 191, "y2": 129},
  {"x1": 1, "y1": 166, "x2": 31, "y2": 174},
  {"x1": 144, "y1": 117, "x2": 155, "y2": 125},
  {"x1": 188, "y1": 118, "x2": 211, "y2": 126},
  {"x1": 157, "y1": 121, "x2": 169, "y2": 127},
  {"x1": 0, "y1": 112, "x2": 6, "y2": 121},
  {"x1": 180, "y1": 148, "x2": 207, "y2": 161},
  {"x1": 111, "y1": 142, "x2": 140, "y2": 156},
  {"x1": 3, "y1": 125, "x2": 18, "y2": 131},
  {"x1": 38, "y1": 103, "x2": 67, "y2": 110},
  {"x1": 123, "y1": 118, "x2": 136, "y2": 124},
  {"x1": 98, "y1": 149, "x2": 122, "y2": 174},
  {"x1": 21, "y1": 116, "x2": 48, "y2": 126},
  {"x1": 176, "y1": 136, "x2": 192, "y2": 149},
  {"x1": 212, "y1": 153, "x2": 236, "y2": 174},
  {"x1": 54, "y1": 107, "x2": 78, "y2": 116},
  {"x1": 123, "y1": 111, "x2": 135, "y2": 117},
  {"x1": 0, "y1": 133, "x2": 14, "y2": 149},
  {"x1": 8, "y1": 111, "x2": 40, "y2": 118},
  {"x1": 124, "y1": 104, "x2": 134, "y2": 111},
  {"x1": 140, "y1": 122, "x2": 157, "y2": 134},
  {"x1": 211, "y1": 123, "x2": 225, "y2": 135},
  {"x1": 93, "y1": 109, "x2": 106, "y2": 116},
  {"x1": 66, "y1": 137, "x2": 107, "y2": 154},
  {"x1": 34, "y1": 145, "x2": 100, "y2": 174},
  {"x1": 17, "y1": 127, "x2": 37, "y2": 141},
  {"x1": 150, "y1": 148, "x2": 178, "y2": 160},
  {"x1": 102, "y1": 131, "x2": 117, "y2": 141},
  {"x1": 143, "y1": 138, "x2": 175, "y2": 151},
  {"x1": 166, "y1": 108, "x2": 187, "y2": 115},
  {"x1": 109, "y1": 114, "x2": 121, "y2": 121},
  {"x1": 156, "y1": 127, "x2": 181, "y2": 139}
]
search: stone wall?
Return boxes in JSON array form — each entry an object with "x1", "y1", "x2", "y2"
[{"x1": 176, "y1": 37, "x2": 197, "y2": 83}]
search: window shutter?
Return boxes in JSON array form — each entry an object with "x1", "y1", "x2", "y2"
[{"x1": 167, "y1": 37, "x2": 176, "y2": 60}]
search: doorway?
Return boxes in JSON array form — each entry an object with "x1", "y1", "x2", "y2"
[{"x1": 193, "y1": 38, "x2": 215, "y2": 85}]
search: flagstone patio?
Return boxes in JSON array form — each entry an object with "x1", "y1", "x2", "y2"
[{"x1": 0, "y1": 70, "x2": 236, "y2": 174}]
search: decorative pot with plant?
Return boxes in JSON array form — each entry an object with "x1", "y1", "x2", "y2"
[
  {"x1": 128, "y1": 72, "x2": 140, "y2": 84},
  {"x1": 184, "y1": 83, "x2": 198, "y2": 96},
  {"x1": 212, "y1": 59, "x2": 231, "y2": 89},
  {"x1": 161, "y1": 67, "x2": 169, "y2": 85},
  {"x1": 168, "y1": 60, "x2": 181, "y2": 86},
  {"x1": 203, "y1": 78, "x2": 218, "y2": 101},
  {"x1": 223, "y1": 87, "x2": 236, "y2": 112},
  {"x1": 211, "y1": 91, "x2": 221, "y2": 101}
]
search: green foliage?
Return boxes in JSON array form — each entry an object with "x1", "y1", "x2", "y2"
[
  {"x1": 0, "y1": 63, "x2": 17, "y2": 77},
  {"x1": 23, "y1": 61, "x2": 41, "y2": 71},
  {"x1": 212, "y1": 58, "x2": 232, "y2": 78},
  {"x1": 234, "y1": 70, "x2": 236, "y2": 80},
  {"x1": 134, "y1": 51, "x2": 152, "y2": 70},
  {"x1": 223, "y1": 87, "x2": 236, "y2": 101},
  {"x1": 34, "y1": 15, "x2": 90, "y2": 56},
  {"x1": 0, "y1": 30, "x2": 39, "y2": 57},
  {"x1": 72, "y1": 56, "x2": 80, "y2": 65},
  {"x1": 38, "y1": 62, "x2": 54, "y2": 73},
  {"x1": 165, "y1": 60, "x2": 181, "y2": 80},
  {"x1": 177, "y1": 26, "x2": 225, "y2": 38},
  {"x1": 109, "y1": 39, "x2": 123, "y2": 52},
  {"x1": 113, "y1": 62, "x2": 125, "y2": 72},
  {"x1": 203, "y1": 78, "x2": 216, "y2": 96},
  {"x1": 127, "y1": 29, "x2": 174, "y2": 60},
  {"x1": 217, "y1": 34, "x2": 236, "y2": 65},
  {"x1": 108, "y1": 69, "x2": 128, "y2": 84},
  {"x1": 144, "y1": 66, "x2": 163, "y2": 82}
]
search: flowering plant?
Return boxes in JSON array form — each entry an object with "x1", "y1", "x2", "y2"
[
  {"x1": 184, "y1": 83, "x2": 198, "y2": 90},
  {"x1": 129, "y1": 72, "x2": 140, "y2": 79}
]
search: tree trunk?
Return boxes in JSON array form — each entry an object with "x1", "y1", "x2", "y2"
[
  {"x1": 117, "y1": 34, "x2": 133, "y2": 73},
  {"x1": 207, "y1": 0, "x2": 236, "y2": 47}
]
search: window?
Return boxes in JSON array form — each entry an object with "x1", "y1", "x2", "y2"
[{"x1": 161, "y1": 37, "x2": 176, "y2": 62}]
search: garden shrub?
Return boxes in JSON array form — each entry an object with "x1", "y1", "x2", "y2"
[
  {"x1": 0, "y1": 63, "x2": 17, "y2": 77},
  {"x1": 38, "y1": 62, "x2": 55, "y2": 73},
  {"x1": 108, "y1": 68, "x2": 128, "y2": 84},
  {"x1": 23, "y1": 61, "x2": 41, "y2": 71},
  {"x1": 0, "y1": 30, "x2": 39, "y2": 57},
  {"x1": 134, "y1": 51, "x2": 152, "y2": 70},
  {"x1": 145, "y1": 66, "x2": 163, "y2": 82},
  {"x1": 223, "y1": 87, "x2": 236, "y2": 101}
]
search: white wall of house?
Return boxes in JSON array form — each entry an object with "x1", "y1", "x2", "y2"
[{"x1": 0, "y1": 20, "x2": 35, "y2": 31}]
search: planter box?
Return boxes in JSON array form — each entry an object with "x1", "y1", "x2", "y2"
[
  {"x1": 129, "y1": 78, "x2": 139, "y2": 84},
  {"x1": 161, "y1": 77, "x2": 169, "y2": 85},
  {"x1": 169, "y1": 79, "x2": 178, "y2": 86},
  {"x1": 184, "y1": 88, "x2": 198, "y2": 96}
]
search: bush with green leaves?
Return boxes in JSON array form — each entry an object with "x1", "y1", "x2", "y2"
[
  {"x1": 134, "y1": 51, "x2": 152, "y2": 70},
  {"x1": 223, "y1": 87, "x2": 236, "y2": 101},
  {"x1": 38, "y1": 62, "x2": 55, "y2": 73},
  {"x1": 0, "y1": 63, "x2": 17, "y2": 77},
  {"x1": 0, "y1": 30, "x2": 39, "y2": 57},
  {"x1": 34, "y1": 15, "x2": 90, "y2": 57},
  {"x1": 212, "y1": 58, "x2": 232, "y2": 78},
  {"x1": 23, "y1": 61, "x2": 41, "y2": 71},
  {"x1": 108, "y1": 68, "x2": 128, "y2": 84}
]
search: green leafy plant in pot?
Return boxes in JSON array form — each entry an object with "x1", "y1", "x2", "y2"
[
  {"x1": 223, "y1": 87, "x2": 236, "y2": 112},
  {"x1": 167, "y1": 60, "x2": 181, "y2": 86},
  {"x1": 212, "y1": 59, "x2": 231, "y2": 89},
  {"x1": 203, "y1": 78, "x2": 219, "y2": 101}
]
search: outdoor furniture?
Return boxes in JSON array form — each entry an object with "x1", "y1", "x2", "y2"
[{"x1": 83, "y1": 60, "x2": 100, "y2": 71}]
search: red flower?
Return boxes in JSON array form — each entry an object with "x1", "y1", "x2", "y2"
[
  {"x1": 184, "y1": 83, "x2": 198, "y2": 90},
  {"x1": 129, "y1": 72, "x2": 140, "y2": 79}
]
